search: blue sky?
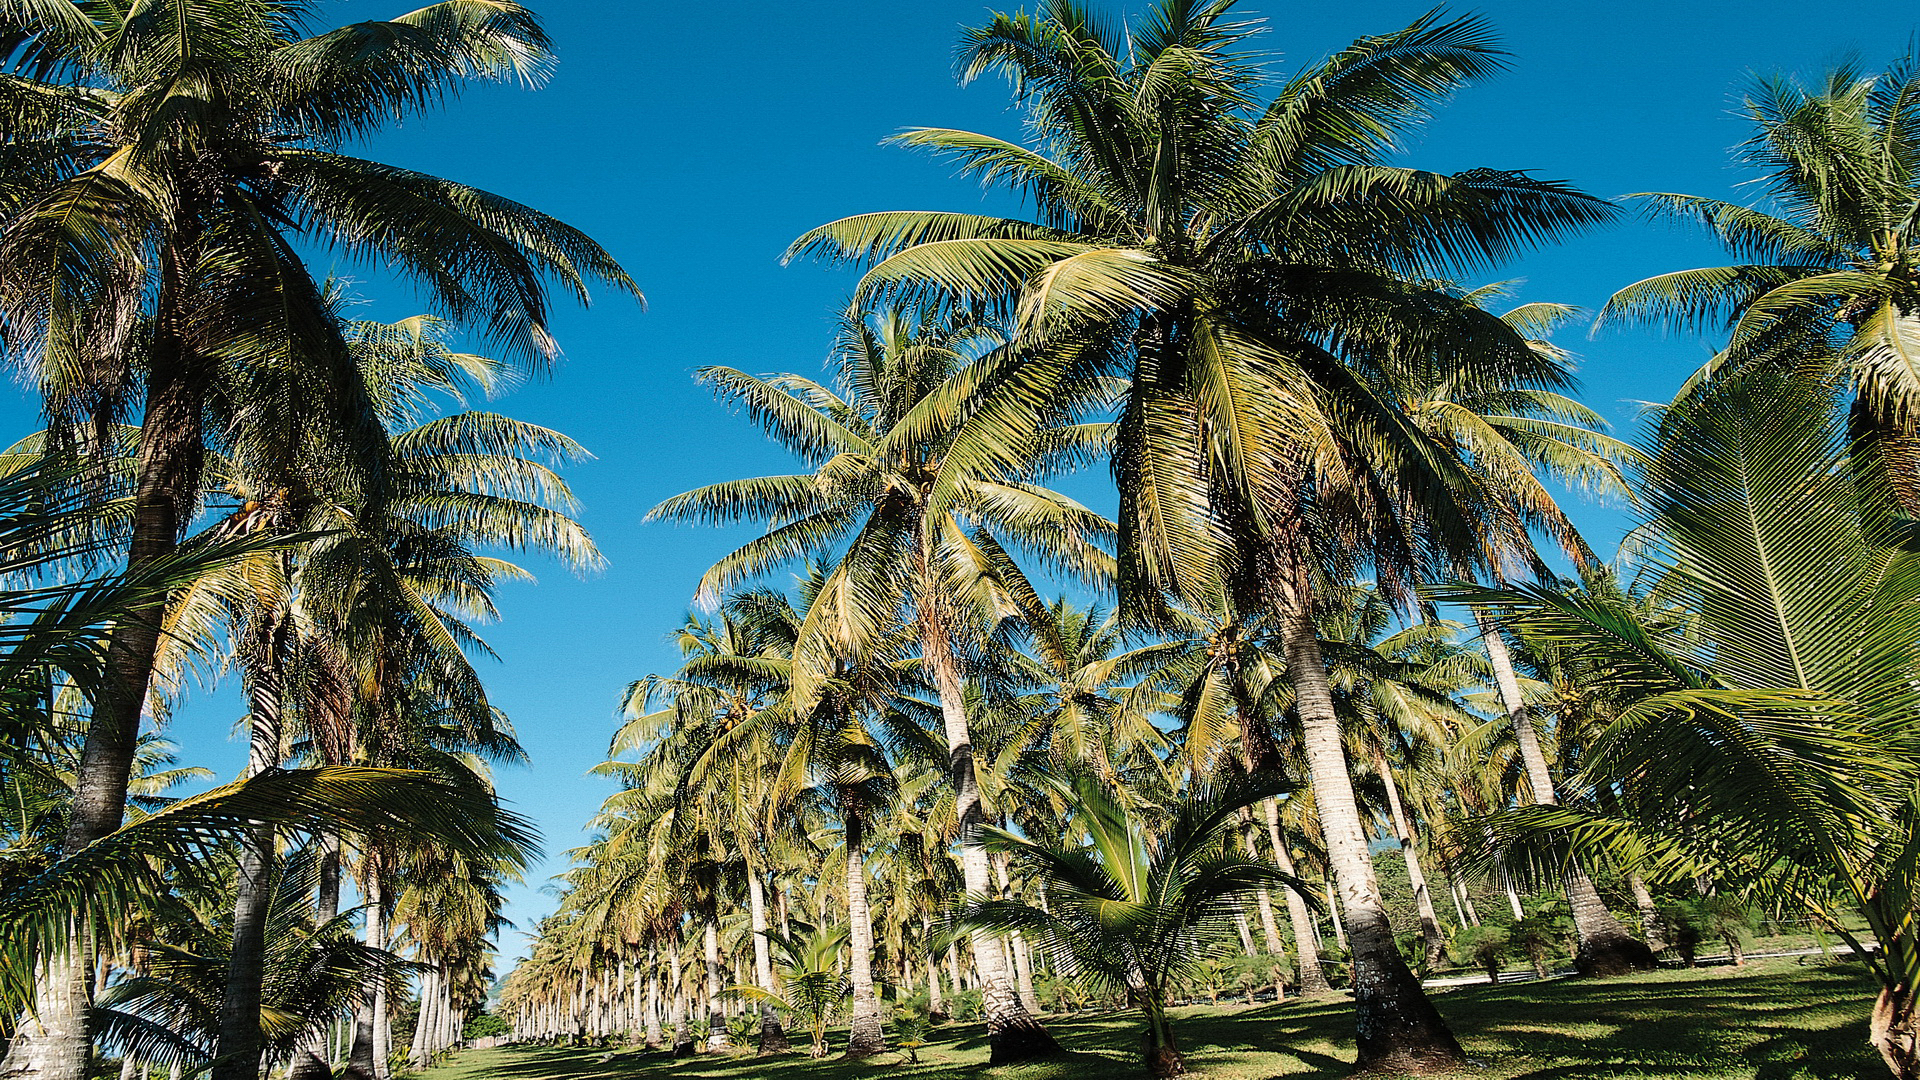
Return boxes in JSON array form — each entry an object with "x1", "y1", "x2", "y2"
[{"x1": 9, "y1": 0, "x2": 1919, "y2": 962}]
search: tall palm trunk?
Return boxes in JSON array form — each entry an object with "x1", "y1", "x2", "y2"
[
  {"x1": 843, "y1": 812, "x2": 886, "y2": 1058},
  {"x1": 1, "y1": 305, "x2": 205, "y2": 1080},
  {"x1": 409, "y1": 969, "x2": 439, "y2": 1070},
  {"x1": 213, "y1": 615, "x2": 290, "y2": 1080},
  {"x1": 703, "y1": 920, "x2": 725, "y2": 1048},
  {"x1": 1276, "y1": 540, "x2": 1461, "y2": 1071},
  {"x1": 917, "y1": 590, "x2": 1056, "y2": 1063},
  {"x1": 1478, "y1": 612, "x2": 1654, "y2": 976},
  {"x1": 668, "y1": 946, "x2": 692, "y2": 1056},
  {"x1": 1265, "y1": 800, "x2": 1330, "y2": 995},
  {"x1": 288, "y1": 837, "x2": 343, "y2": 1080},
  {"x1": 1372, "y1": 748, "x2": 1446, "y2": 972},
  {"x1": 924, "y1": 915, "x2": 948, "y2": 1020},
  {"x1": 644, "y1": 946, "x2": 663, "y2": 1049},
  {"x1": 344, "y1": 863, "x2": 388, "y2": 1080},
  {"x1": 746, "y1": 868, "x2": 788, "y2": 1053},
  {"x1": 992, "y1": 854, "x2": 1044, "y2": 1015}
]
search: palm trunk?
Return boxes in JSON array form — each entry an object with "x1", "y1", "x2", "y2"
[
  {"x1": 1373, "y1": 748, "x2": 1446, "y2": 972},
  {"x1": 288, "y1": 841, "x2": 343, "y2": 1080},
  {"x1": 668, "y1": 947, "x2": 692, "y2": 1056},
  {"x1": 745, "y1": 868, "x2": 787, "y2": 1053},
  {"x1": 1, "y1": 326, "x2": 205, "y2": 1080},
  {"x1": 1265, "y1": 800, "x2": 1330, "y2": 995},
  {"x1": 1278, "y1": 541, "x2": 1461, "y2": 1072},
  {"x1": 1140, "y1": 997, "x2": 1184, "y2": 1078},
  {"x1": 1627, "y1": 873, "x2": 1665, "y2": 952},
  {"x1": 409, "y1": 969, "x2": 438, "y2": 1070},
  {"x1": 924, "y1": 916, "x2": 948, "y2": 1020},
  {"x1": 344, "y1": 864, "x2": 388, "y2": 1080},
  {"x1": 917, "y1": 591, "x2": 1056, "y2": 1063},
  {"x1": 703, "y1": 920, "x2": 725, "y2": 1049},
  {"x1": 991, "y1": 854, "x2": 1044, "y2": 1015},
  {"x1": 213, "y1": 616, "x2": 289, "y2": 1080},
  {"x1": 843, "y1": 811, "x2": 886, "y2": 1058},
  {"x1": 1872, "y1": 983, "x2": 1918, "y2": 1080},
  {"x1": 1479, "y1": 612, "x2": 1653, "y2": 976},
  {"x1": 644, "y1": 945, "x2": 663, "y2": 1049}
]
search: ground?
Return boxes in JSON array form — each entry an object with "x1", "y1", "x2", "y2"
[{"x1": 425, "y1": 959, "x2": 1884, "y2": 1080}]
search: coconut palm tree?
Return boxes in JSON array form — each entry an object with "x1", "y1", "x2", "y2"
[
  {"x1": 650, "y1": 306, "x2": 1111, "y2": 1062},
  {"x1": 1599, "y1": 57, "x2": 1920, "y2": 481},
  {"x1": 788, "y1": 4, "x2": 1614, "y2": 1067},
  {"x1": 1391, "y1": 287, "x2": 1652, "y2": 974},
  {"x1": 1446, "y1": 365, "x2": 1920, "y2": 1078},
  {"x1": 731, "y1": 924, "x2": 851, "y2": 1059},
  {"x1": 960, "y1": 770, "x2": 1304, "y2": 1078}
]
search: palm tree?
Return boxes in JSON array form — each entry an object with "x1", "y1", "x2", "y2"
[
  {"x1": 732, "y1": 924, "x2": 851, "y2": 1059},
  {"x1": 1316, "y1": 586, "x2": 1477, "y2": 972},
  {"x1": 1389, "y1": 287, "x2": 1653, "y2": 975},
  {"x1": 788, "y1": 4, "x2": 1613, "y2": 1067},
  {"x1": 651, "y1": 306, "x2": 1109, "y2": 1062},
  {"x1": 960, "y1": 771, "x2": 1303, "y2": 1078},
  {"x1": 1447, "y1": 366, "x2": 1920, "y2": 1078},
  {"x1": 1599, "y1": 56, "x2": 1920, "y2": 491}
]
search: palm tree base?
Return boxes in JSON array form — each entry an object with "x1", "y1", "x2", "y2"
[
  {"x1": 987, "y1": 1017, "x2": 1061, "y2": 1065},
  {"x1": 843, "y1": 1021, "x2": 887, "y2": 1060},
  {"x1": 758, "y1": 1017, "x2": 791, "y2": 1055},
  {"x1": 285, "y1": 1053, "x2": 332, "y2": 1080},
  {"x1": 1145, "y1": 1044, "x2": 1186, "y2": 1077},
  {"x1": 1871, "y1": 985, "x2": 1917, "y2": 1080},
  {"x1": 1572, "y1": 933, "x2": 1658, "y2": 977},
  {"x1": 1352, "y1": 953, "x2": 1466, "y2": 1074}
]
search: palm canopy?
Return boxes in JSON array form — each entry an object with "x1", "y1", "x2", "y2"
[
  {"x1": 648, "y1": 305, "x2": 1111, "y2": 710},
  {"x1": 1600, "y1": 58, "x2": 1920, "y2": 433},
  {"x1": 0, "y1": 0, "x2": 636, "y2": 372},
  {"x1": 788, "y1": 1, "x2": 1616, "y2": 619}
]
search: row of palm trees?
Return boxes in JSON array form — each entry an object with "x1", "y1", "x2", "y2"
[
  {"x1": 509, "y1": 3, "x2": 1920, "y2": 1077},
  {"x1": 0, "y1": 1, "x2": 637, "y2": 1079}
]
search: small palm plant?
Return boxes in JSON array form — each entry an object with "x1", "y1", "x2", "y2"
[
  {"x1": 958, "y1": 772, "x2": 1304, "y2": 1078},
  {"x1": 730, "y1": 924, "x2": 850, "y2": 1059}
]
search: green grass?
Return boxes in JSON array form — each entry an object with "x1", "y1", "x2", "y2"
[{"x1": 426, "y1": 959, "x2": 1883, "y2": 1080}]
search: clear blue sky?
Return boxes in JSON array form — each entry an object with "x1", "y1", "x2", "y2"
[{"x1": 7, "y1": 0, "x2": 1917, "y2": 963}]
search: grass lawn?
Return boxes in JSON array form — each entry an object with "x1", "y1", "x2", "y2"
[{"x1": 426, "y1": 958, "x2": 1883, "y2": 1080}]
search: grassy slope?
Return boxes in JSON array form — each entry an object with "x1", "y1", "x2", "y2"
[{"x1": 428, "y1": 959, "x2": 1882, "y2": 1080}]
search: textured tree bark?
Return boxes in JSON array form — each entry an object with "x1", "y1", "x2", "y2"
[
  {"x1": 213, "y1": 616, "x2": 288, "y2": 1080},
  {"x1": 1871, "y1": 983, "x2": 1917, "y2": 1080},
  {"x1": 644, "y1": 948, "x2": 662, "y2": 1050},
  {"x1": 918, "y1": 598, "x2": 1056, "y2": 1063},
  {"x1": 703, "y1": 921, "x2": 725, "y2": 1049},
  {"x1": 746, "y1": 869, "x2": 787, "y2": 1053},
  {"x1": 344, "y1": 865, "x2": 388, "y2": 1080},
  {"x1": 1479, "y1": 612, "x2": 1654, "y2": 976},
  {"x1": 843, "y1": 813, "x2": 886, "y2": 1058},
  {"x1": 1373, "y1": 748, "x2": 1447, "y2": 972},
  {"x1": 1278, "y1": 541, "x2": 1461, "y2": 1072},
  {"x1": 1265, "y1": 800, "x2": 1331, "y2": 996},
  {"x1": 668, "y1": 948, "x2": 692, "y2": 1056}
]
